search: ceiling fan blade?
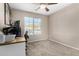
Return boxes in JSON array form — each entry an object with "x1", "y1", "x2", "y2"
[
  {"x1": 47, "y1": 3, "x2": 58, "y2": 5},
  {"x1": 35, "y1": 7, "x2": 40, "y2": 11}
]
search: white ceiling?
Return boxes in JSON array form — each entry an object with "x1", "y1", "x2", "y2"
[{"x1": 9, "y1": 3, "x2": 71, "y2": 16}]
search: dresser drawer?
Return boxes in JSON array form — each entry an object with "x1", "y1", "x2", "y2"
[{"x1": 0, "y1": 42, "x2": 25, "y2": 56}]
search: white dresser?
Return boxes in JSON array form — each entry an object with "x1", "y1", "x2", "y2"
[
  {"x1": 0, "y1": 42, "x2": 25, "y2": 56},
  {"x1": 0, "y1": 37, "x2": 26, "y2": 56}
]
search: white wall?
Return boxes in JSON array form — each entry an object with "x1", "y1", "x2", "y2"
[
  {"x1": 11, "y1": 9, "x2": 48, "y2": 42},
  {"x1": 49, "y1": 4, "x2": 79, "y2": 49},
  {"x1": 0, "y1": 3, "x2": 4, "y2": 25}
]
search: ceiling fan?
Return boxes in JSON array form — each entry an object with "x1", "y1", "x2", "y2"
[{"x1": 35, "y1": 3, "x2": 57, "y2": 12}]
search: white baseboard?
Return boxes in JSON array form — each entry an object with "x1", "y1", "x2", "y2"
[{"x1": 49, "y1": 39, "x2": 79, "y2": 51}]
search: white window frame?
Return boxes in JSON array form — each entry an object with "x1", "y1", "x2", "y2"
[{"x1": 24, "y1": 17, "x2": 41, "y2": 35}]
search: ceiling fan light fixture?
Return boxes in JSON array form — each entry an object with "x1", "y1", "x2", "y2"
[
  {"x1": 45, "y1": 7, "x2": 49, "y2": 12},
  {"x1": 40, "y1": 4, "x2": 47, "y2": 9}
]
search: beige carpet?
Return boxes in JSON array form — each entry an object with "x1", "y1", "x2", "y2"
[{"x1": 27, "y1": 40, "x2": 79, "y2": 56}]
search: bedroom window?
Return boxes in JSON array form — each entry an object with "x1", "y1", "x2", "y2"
[{"x1": 24, "y1": 17, "x2": 41, "y2": 35}]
